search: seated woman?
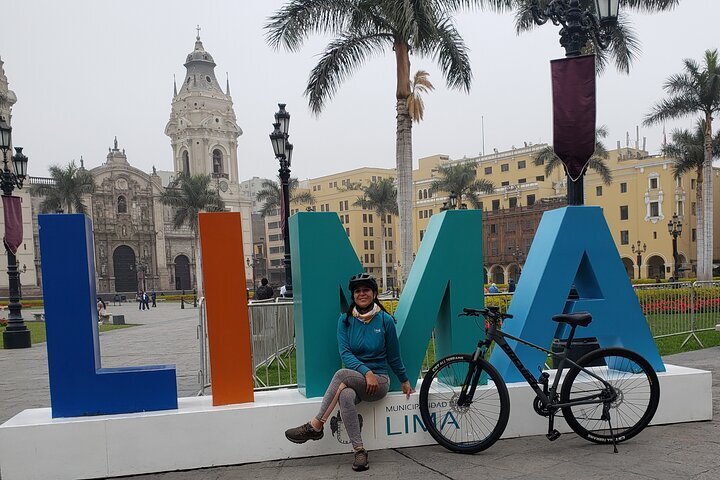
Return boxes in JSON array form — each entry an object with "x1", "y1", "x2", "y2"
[
  {"x1": 97, "y1": 297, "x2": 110, "y2": 324},
  {"x1": 285, "y1": 273, "x2": 414, "y2": 472}
]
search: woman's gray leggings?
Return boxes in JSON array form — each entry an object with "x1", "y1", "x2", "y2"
[{"x1": 315, "y1": 368, "x2": 389, "y2": 448}]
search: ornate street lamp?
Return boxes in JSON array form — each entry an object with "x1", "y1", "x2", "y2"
[
  {"x1": 530, "y1": 0, "x2": 620, "y2": 205},
  {"x1": 631, "y1": 240, "x2": 647, "y2": 280},
  {"x1": 0, "y1": 117, "x2": 31, "y2": 349},
  {"x1": 667, "y1": 213, "x2": 683, "y2": 280},
  {"x1": 440, "y1": 192, "x2": 458, "y2": 211},
  {"x1": 270, "y1": 104, "x2": 293, "y2": 298}
]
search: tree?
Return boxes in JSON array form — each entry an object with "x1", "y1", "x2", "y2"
[
  {"x1": 407, "y1": 70, "x2": 434, "y2": 123},
  {"x1": 31, "y1": 161, "x2": 95, "y2": 214},
  {"x1": 160, "y1": 172, "x2": 225, "y2": 294},
  {"x1": 353, "y1": 178, "x2": 398, "y2": 292},
  {"x1": 662, "y1": 121, "x2": 720, "y2": 276},
  {"x1": 255, "y1": 177, "x2": 315, "y2": 218},
  {"x1": 644, "y1": 49, "x2": 720, "y2": 280},
  {"x1": 510, "y1": 0, "x2": 679, "y2": 73},
  {"x1": 532, "y1": 125, "x2": 613, "y2": 185},
  {"x1": 266, "y1": 0, "x2": 493, "y2": 285},
  {"x1": 428, "y1": 161, "x2": 494, "y2": 209}
]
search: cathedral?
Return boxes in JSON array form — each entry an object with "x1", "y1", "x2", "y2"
[{"x1": 1, "y1": 34, "x2": 253, "y2": 295}]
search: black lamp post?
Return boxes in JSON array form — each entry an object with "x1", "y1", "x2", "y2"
[
  {"x1": 0, "y1": 117, "x2": 31, "y2": 349},
  {"x1": 530, "y1": 0, "x2": 619, "y2": 205},
  {"x1": 667, "y1": 213, "x2": 683, "y2": 280},
  {"x1": 632, "y1": 240, "x2": 647, "y2": 280},
  {"x1": 440, "y1": 192, "x2": 458, "y2": 211},
  {"x1": 270, "y1": 103, "x2": 293, "y2": 298}
]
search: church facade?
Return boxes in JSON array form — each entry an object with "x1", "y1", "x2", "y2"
[{"x1": 16, "y1": 34, "x2": 253, "y2": 295}]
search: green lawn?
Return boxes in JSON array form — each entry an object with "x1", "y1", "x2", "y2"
[{"x1": 0, "y1": 322, "x2": 135, "y2": 348}]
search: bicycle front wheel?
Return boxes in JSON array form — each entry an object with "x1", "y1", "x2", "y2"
[
  {"x1": 419, "y1": 354, "x2": 509, "y2": 454},
  {"x1": 560, "y1": 347, "x2": 660, "y2": 444}
]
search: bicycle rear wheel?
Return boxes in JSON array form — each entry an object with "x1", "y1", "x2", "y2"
[
  {"x1": 560, "y1": 347, "x2": 660, "y2": 444},
  {"x1": 419, "y1": 354, "x2": 509, "y2": 454}
]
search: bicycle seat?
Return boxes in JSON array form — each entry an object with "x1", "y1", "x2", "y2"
[{"x1": 551, "y1": 312, "x2": 592, "y2": 327}]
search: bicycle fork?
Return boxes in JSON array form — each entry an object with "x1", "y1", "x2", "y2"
[{"x1": 456, "y1": 344, "x2": 485, "y2": 407}]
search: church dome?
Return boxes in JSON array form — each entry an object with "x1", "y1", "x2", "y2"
[{"x1": 185, "y1": 36, "x2": 215, "y2": 66}]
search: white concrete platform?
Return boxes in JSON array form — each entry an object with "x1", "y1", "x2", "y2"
[{"x1": 0, "y1": 364, "x2": 711, "y2": 480}]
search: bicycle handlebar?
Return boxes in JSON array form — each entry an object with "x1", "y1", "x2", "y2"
[{"x1": 461, "y1": 307, "x2": 513, "y2": 319}]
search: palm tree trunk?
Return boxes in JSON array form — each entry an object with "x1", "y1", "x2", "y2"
[
  {"x1": 699, "y1": 116, "x2": 714, "y2": 281},
  {"x1": 395, "y1": 39, "x2": 413, "y2": 288},
  {"x1": 380, "y1": 218, "x2": 387, "y2": 292},
  {"x1": 695, "y1": 165, "x2": 705, "y2": 280}
]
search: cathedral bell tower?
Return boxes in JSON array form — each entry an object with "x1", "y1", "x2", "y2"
[{"x1": 165, "y1": 30, "x2": 242, "y2": 199}]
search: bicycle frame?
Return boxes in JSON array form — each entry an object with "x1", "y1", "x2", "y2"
[{"x1": 460, "y1": 318, "x2": 616, "y2": 411}]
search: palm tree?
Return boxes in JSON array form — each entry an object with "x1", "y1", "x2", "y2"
[
  {"x1": 266, "y1": 0, "x2": 493, "y2": 285},
  {"x1": 662, "y1": 121, "x2": 720, "y2": 275},
  {"x1": 407, "y1": 70, "x2": 434, "y2": 123},
  {"x1": 644, "y1": 49, "x2": 720, "y2": 280},
  {"x1": 160, "y1": 172, "x2": 225, "y2": 294},
  {"x1": 510, "y1": 0, "x2": 679, "y2": 73},
  {"x1": 255, "y1": 177, "x2": 315, "y2": 218},
  {"x1": 353, "y1": 178, "x2": 398, "y2": 292},
  {"x1": 30, "y1": 161, "x2": 95, "y2": 213},
  {"x1": 429, "y1": 161, "x2": 495, "y2": 209},
  {"x1": 532, "y1": 125, "x2": 613, "y2": 185}
]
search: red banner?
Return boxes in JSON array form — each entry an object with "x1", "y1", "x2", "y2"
[
  {"x1": 2, "y1": 195, "x2": 23, "y2": 255},
  {"x1": 551, "y1": 55, "x2": 596, "y2": 181}
]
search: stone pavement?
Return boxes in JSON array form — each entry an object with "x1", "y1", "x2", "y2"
[{"x1": 0, "y1": 304, "x2": 718, "y2": 480}]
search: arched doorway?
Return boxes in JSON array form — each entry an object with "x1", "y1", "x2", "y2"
[
  {"x1": 174, "y1": 255, "x2": 192, "y2": 290},
  {"x1": 507, "y1": 264, "x2": 521, "y2": 283},
  {"x1": 646, "y1": 255, "x2": 666, "y2": 280},
  {"x1": 622, "y1": 257, "x2": 634, "y2": 279},
  {"x1": 113, "y1": 245, "x2": 137, "y2": 292},
  {"x1": 490, "y1": 265, "x2": 505, "y2": 285}
]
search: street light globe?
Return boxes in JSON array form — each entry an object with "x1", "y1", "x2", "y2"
[
  {"x1": 0, "y1": 117, "x2": 11, "y2": 152},
  {"x1": 595, "y1": 0, "x2": 620, "y2": 22}
]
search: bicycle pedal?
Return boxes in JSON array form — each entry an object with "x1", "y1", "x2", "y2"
[{"x1": 546, "y1": 430, "x2": 561, "y2": 441}]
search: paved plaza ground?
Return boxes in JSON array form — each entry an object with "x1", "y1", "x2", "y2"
[{"x1": 0, "y1": 302, "x2": 717, "y2": 479}]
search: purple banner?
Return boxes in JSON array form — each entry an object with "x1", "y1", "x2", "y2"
[
  {"x1": 551, "y1": 55, "x2": 596, "y2": 181},
  {"x1": 2, "y1": 195, "x2": 23, "y2": 255}
]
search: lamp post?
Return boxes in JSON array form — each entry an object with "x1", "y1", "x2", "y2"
[
  {"x1": 631, "y1": 240, "x2": 647, "y2": 280},
  {"x1": 440, "y1": 192, "x2": 458, "y2": 211},
  {"x1": 667, "y1": 213, "x2": 683, "y2": 280},
  {"x1": 530, "y1": 0, "x2": 620, "y2": 205},
  {"x1": 0, "y1": 117, "x2": 31, "y2": 349},
  {"x1": 270, "y1": 103, "x2": 293, "y2": 298}
]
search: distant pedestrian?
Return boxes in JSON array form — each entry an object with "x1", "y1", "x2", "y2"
[
  {"x1": 151, "y1": 290, "x2": 157, "y2": 307},
  {"x1": 488, "y1": 283, "x2": 499, "y2": 294},
  {"x1": 137, "y1": 291, "x2": 144, "y2": 310},
  {"x1": 255, "y1": 278, "x2": 274, "y2": 300},
  {"x1": 280, "y1": 284, "x2": 287, "y2": 298},
  {"x1": 143, "y1": 291, "x2": 150, "y2": 310},
  {"x1": 508, "y1": 278, "x2": 516, "y2": 293}
]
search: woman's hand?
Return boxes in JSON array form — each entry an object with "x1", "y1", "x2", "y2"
[
  {"x1": 401, "y1": 380, "x2": 415, "y2": 399},
  {"x1": 365, "y1": 371, "x2": 378, "y2": 395}
]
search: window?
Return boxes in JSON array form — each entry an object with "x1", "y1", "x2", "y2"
[
  {"x1": 343, "y1": 200, "x2": 348, "y2": 210},
  {"x1": 364, "y1": 254, "x2": 369, "y2": 263},
  {"x1": 313, "y1": 186, "x2": 317, "y2": 191},
  {"x1": 368, "y1": 214, "x2": 373, "y2": 223},
  {"x1": 328, "y1": 182, "x2": 332, "y2": 188},
  {"x1": 653, "y1": 231, "x2": 657, "y2": 240},
  {"x1": 501, "y1": 164, "x2": 509, "y2": 172},
  {"x1": 506, "y1": 221, "x2": 516, "y2": 233},
  {"x1": 372, "y1": 176, "x2": 377, "y2": 182},
  {"x1": 370, "y1": 254, "x2": 375, "y2": 263},
  {"x1": 489, "y1": 224, "x2": 496, "y2": 234},
  {"x1": 117, "y1": 196, "x2": 127, "y2": 214},
  {"x1": 212, "y1": 149, "x2": 223, "y2": 174},
  {"x1": 387, "y1": 227, "x2": 392, "y2": 236},
  {"x1": 692, "y1": 228, "x2": 696, "y2": 242},
  {"x1": 269, "y1": 246, "x2": 283, "y2": 254},
  {"x1": 518, "y1": 178, "x2": 526, "y2": 184},
  {"x1": 340, "y1": 201, "x2": 344, "y2": 211},
  {"x1": 363, "y1": 240, "x2": 369, "y2": 250},
  {"x1": 363, "y1": 227, "x2": 368, "y2": 236},
  {"x1": 692, "y1": 202, "x2": 696, "y2": 215},
  {"x1": 509, "y1": 197, "x2": 518, "y2": 209},
  {"x1": 650, "y1": 201, "x2": 659, "y2": 217},
  {"x1": 369, "y1": 240, "x2": 374, "y2": 249},
  {"x1": 418, "y1": 211, "x2": 423, "y2": 219},
  {"x1": 325, "y1": 203, "x2": 330, "y2": 211},
  {"x1": 691, "y1": 178, "x2": 696, "y2": 189},
  {"x1": 492, "y1": 199, "x2": 500, "y2": 211},
  {"x1": 387, "y1": 253, "x2": 393, "y2": 263},
  {"x1": 537, "y1": 159, "x2": 545, "y2": 165},
  {"x1": 340, "y1": 215, "x2": 345, "y2": 224},
  {"x1": 419, "y1": 230, "x2": 424, "y2": 241},
  {"x1": 346, "y1": 227, "x2": 350, "y2": 236},
  {"x1": 333, "y1": 181, "x2": 338, "y2": 188},
  {"x1": 369, "y1": 227, "x2": 374, "y2": 236},
  {"x1": 490, "y1": 240, "x2": 499, "y2": 255},
  {"x1": 650, "y1": 177, "x2": 658, "y2": 189},
  {"x1": 484, "y1": 166, "x2": 492, "y2": 175},
  {"x1": 517, "y1": 160, "x2": 526, "y2": 169},
  {"x1": 345, "y1": 214, "x2": 349, "y2": 223},
  {"x1": 269, "y1": 234, "x2": 281, "y2": 241},
  {"x1": 182, "y1": 151, "x2": 190, "y2": 174},
  {"x1": 501, "y1": 181, "x2": 510, "y2": 186},
  {"x1": 620, "y1": 230, "x2": 629, "y2": 245},
  {"x1": 428, "y1": 209, "x2": 433, "y2": 216},
  {"x1": 620, "y1": 182, "x2": 627, "y2": 193},
  {"x1": 268, "y1": 221, "x2": 279, "y2": 229},
  {"x1": 386, "y1": 215, "x2": 391, "y2": 223},
  {"x1": 536, "y1": 175, "x2": 545, "y2": 182},
  {"x1": 387, "y1": 241, "x2": 393, "y2": 249},
  {"x1": 418, "y1": 190, "x2": 423, "y2": 200},
  {"x1": 320, "y1": 204, "x2": 326, "y2": 212},
  {"x1": 423, "y1": 189, "x2": 428, "y2": 199},
  {"x1": 363, "y1": 214, "x2": 368, "y2": 222},
  {"x1": 596, "y1": 186, "x2": 603, "y2": 196},
  {"x1": 527, "y1": 194, "x2": 535, "y2": 206},
  {"x1": 620, "y1": 205, "x2": 628, "y2": 220}
]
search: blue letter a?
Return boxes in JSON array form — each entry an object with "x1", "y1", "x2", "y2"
[{"x1": 489, "y1": 206, "x2": 665, "y2": 383}]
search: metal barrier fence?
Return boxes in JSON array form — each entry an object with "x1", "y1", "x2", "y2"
[
  {"x1": 197, "y1": 285, "x2": 719, "y2": 393},
  {"x1": 634, "y1": 281, "x2": 720, "y2": 348},
  {"x1": 197, "y1": 297, "x2": 295, "y2": 395}
]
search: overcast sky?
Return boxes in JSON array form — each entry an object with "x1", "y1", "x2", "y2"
[{"x1": 1, "y1": 1, "x2": 718, "y2": 181}]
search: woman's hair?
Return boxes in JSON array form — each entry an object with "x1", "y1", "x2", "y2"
[
  {"x1": 98, "y1": 298, "x2": 106, "y2": 309},
  {"x1": 343, "y1": 297, "x2": 394, "y2": 327}
]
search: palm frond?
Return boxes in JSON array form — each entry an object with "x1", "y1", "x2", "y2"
[
  {"x1": 431, "y1": 18, "x2": 472, "y2": 92},
  {"x1": 265, "y1": 0, "x2": 356, "y2": 51}
]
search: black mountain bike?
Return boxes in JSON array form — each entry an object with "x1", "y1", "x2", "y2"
[{"x1": 419, "y1": 306, "x2": 660, "y2": 454}]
